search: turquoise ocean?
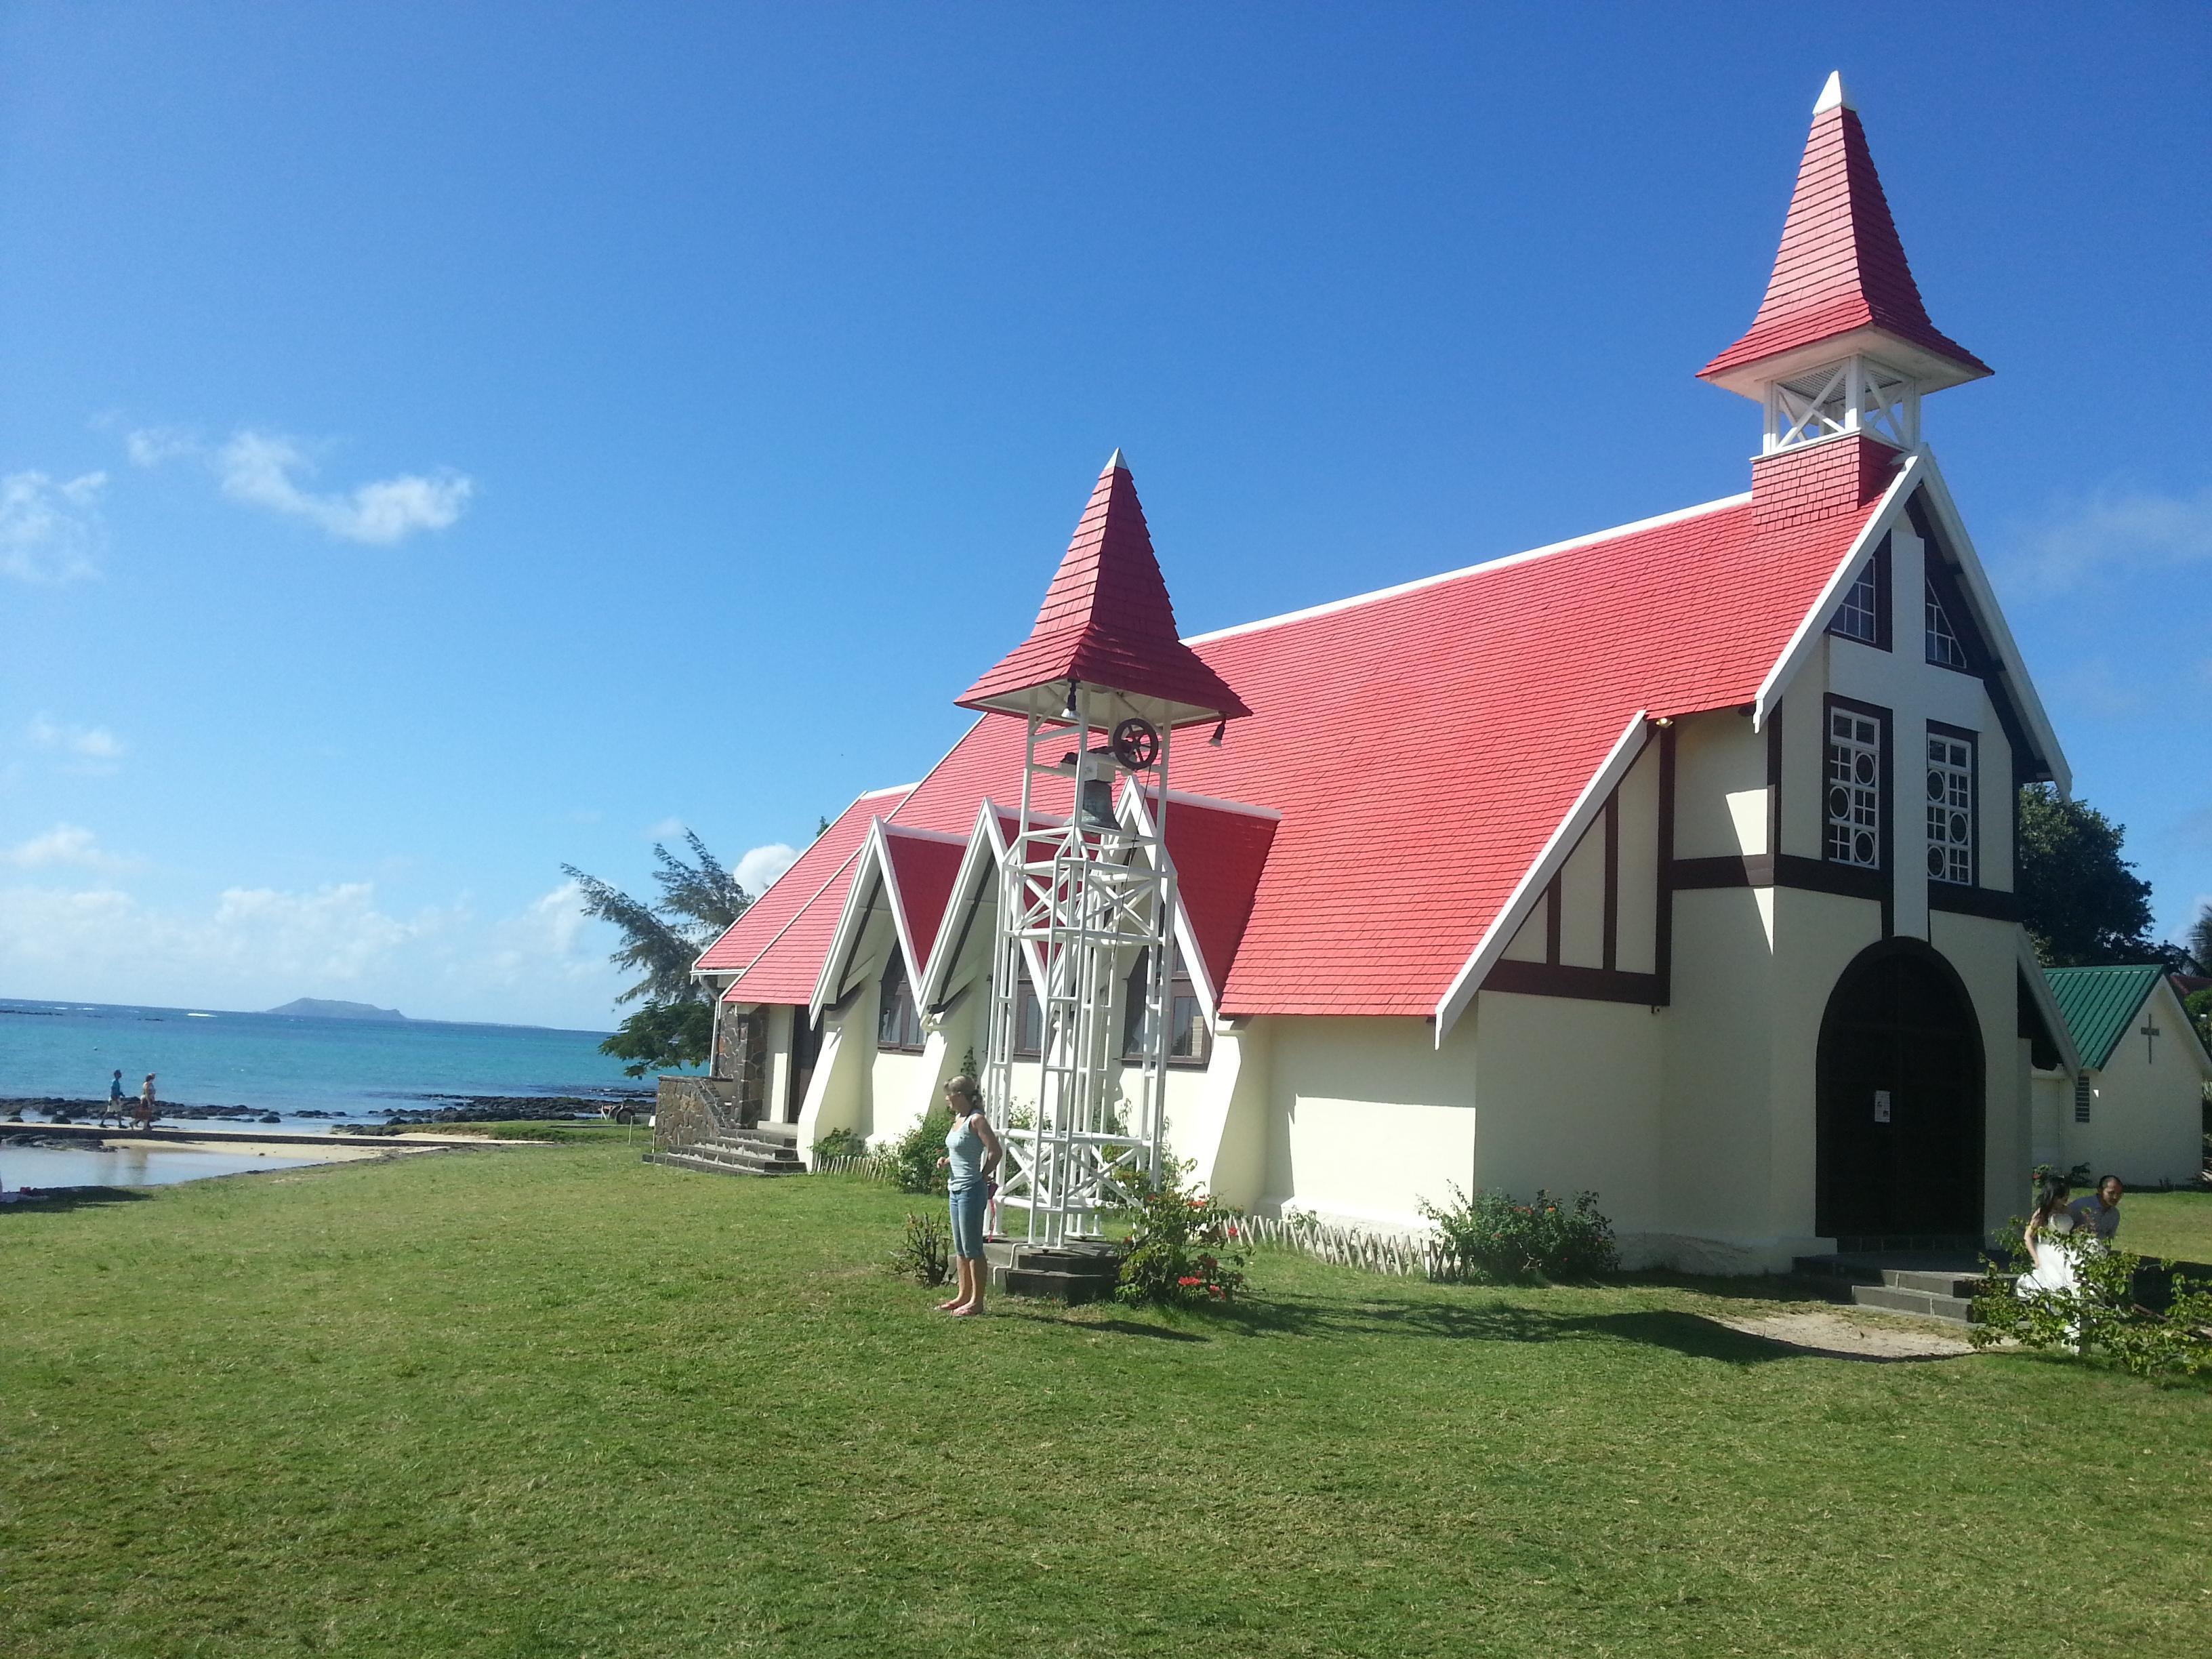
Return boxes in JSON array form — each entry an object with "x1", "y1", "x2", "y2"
[{"x1": 1, "y1": 998, "x2": 647, "y2": 1132}]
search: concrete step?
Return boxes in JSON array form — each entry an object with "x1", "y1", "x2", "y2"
[
  {"x1": 698, "y1": 1134, "x2": 801, "y2": 1166},
  {"x1": 992, "y1": 1265, "x2": 1117, "y2": 1304},
  {"x1": 1848, "y1": 1282, "x2": 1974, "y2": 1324},
  {"x1": 649, "y1": 1148, "x2": 799, "y2": 1179}
]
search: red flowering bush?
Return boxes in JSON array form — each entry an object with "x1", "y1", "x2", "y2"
[{"x1": 1115, "y1": 1162, "x2": 1247, "y2": 1307}]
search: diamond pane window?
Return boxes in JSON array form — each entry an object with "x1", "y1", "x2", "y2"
[
  {"x1": 1830, "y1": 558, "x2": 1882, "y2": 644},
  {"x1": 1925, "y1": 581, "x2": 1969, "y2": 669},
  {"x1": 1825, "y1": 708, "x2": 1883, "y2": 868},
  {"x1": 1925, "y1": 733, "x2": 1973, "y2": 884}
]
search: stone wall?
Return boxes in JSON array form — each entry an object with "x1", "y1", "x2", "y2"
[{"x1": 655, "y1": 1075, "x2": 747, "y2": 1152}]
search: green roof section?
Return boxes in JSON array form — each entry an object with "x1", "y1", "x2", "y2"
[{"x1": 2043, "y1": 964, "x2": 2169, "y2": 1071}]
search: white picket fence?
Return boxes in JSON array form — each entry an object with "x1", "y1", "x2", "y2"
[
  {"x1": 811, "y1": 1151, "x2": 897, "y2": 1182},
  {"x1": 1237, "y1": 1213, "x2": 1455, "y2": 1280}
]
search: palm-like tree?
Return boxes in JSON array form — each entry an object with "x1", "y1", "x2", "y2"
[{"x1": 562, "y1": 832, "x2": 750, "y2": 1006}]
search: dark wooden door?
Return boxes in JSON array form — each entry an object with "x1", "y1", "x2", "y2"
[
  {"x1": 785, "y1": 1006, "x2": 823, "y2": 1124},
  {"x1": 1816, "y1": 945, "x2": 1984, "y2": 1240}
]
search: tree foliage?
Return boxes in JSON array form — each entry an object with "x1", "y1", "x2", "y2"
[
  {"x1": 2015, "y1": 785, "x2": 2169, "y2": 967},
  {"x1": 2190, "y1": 902, "x2": 2212, "y2": 977},
  {"x1": 599, "y1": 1000, "x2": 715, "y2": 1078},
  {"x1": 562, "y1": 830, "x2": 751, "y2": 1006},
  {"x1": 564, "y1": 831, "x2": 755, "y2": 1073}
]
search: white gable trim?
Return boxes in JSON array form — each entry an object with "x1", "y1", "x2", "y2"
[
  {"x1": 1432, "y1": 710, "x2": 1651, "y2": 1044},
  {"x1": 807, "y1": 821, "x2": 898, "y2": 1022},
  {"x1": 1750, "y1": 450, "x2": 1922, "y2": 733},
  {"x1": 2016, "y1": 930, "x2": 2083, "y2": 1076},
  {"x1": 1906, "y1": 447, "x2": 2072, "y2": 794},
  {"x1": 1187, "y1": 495, "x2": 1751, "y2": 646},
  {"x1": 916, "y1": 802, "x2": 1015, "y2": 1010}
]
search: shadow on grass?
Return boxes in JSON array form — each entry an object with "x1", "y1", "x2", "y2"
[{"x1": 0, "y1": 1185, "x2": 155, "y2": 1214}]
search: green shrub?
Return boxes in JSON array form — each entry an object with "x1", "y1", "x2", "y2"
[
  {"x1": 1969, "y1": 1230, "x2": 2212, "y2": 1378},
  {"x1": 813, "y1": 1127, "x2": 867, "y2": 1162},
  {"x1": 891, "y1": 1103, "x2": 952, "y2": 1195},
  {"x1": 1115, "y1": 1162, "x2": 1246, "y2": 1307},
  {"x1": 1417, "y1": 1185, "x2": 1618, "y2": 1284},
  {"x1": 889, "y1": 1211, "x2": 953, "y2": 1287}
]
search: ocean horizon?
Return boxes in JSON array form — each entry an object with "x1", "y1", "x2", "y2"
[{"x1": 0, "y1": 996, "x2": 661, "y2": 1126}]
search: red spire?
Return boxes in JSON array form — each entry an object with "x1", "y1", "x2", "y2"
[
  {"x1": 958, "y1": 451, "x2": 1250, "y2": 728},
  {"x1": 1700, "y1": 74, "x2": 1990, "y2": 397}
]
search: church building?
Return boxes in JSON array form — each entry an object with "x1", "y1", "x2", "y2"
[{"x1": 680, "y1": 74, "x2": 2083, "y2": 1270}]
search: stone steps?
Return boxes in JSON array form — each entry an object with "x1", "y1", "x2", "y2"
[
  {"x1": 985, "y1": 1237, "x2": 1122, "y2": 1303},
  {"x1": 652, "y1": 1126, "x2": 803, "y2": 1178},
  {"x1": 1793, "y1": 1252, "x2": 1992, "y2": 1326}
]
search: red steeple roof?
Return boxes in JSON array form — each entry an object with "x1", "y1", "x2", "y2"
[
  {"x1": 958, "y1": 451, "x2": 1250, "y2": 728},
  {"x1": 1700, "y1": 74, "x2": 1990, "y2": 398}
]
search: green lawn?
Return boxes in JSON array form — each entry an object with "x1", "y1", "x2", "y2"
[
  {"x1": 2119, "y1": 1189, "x2": 2212, "y2": 1264},
  {"x1": 3, "y1": 1145, "x2": 2207, "y2": 1658}
]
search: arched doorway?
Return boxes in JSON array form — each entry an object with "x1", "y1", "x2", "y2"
[{"x1": 1816, "y1": 941, "x2": 1984, "y2": 1242}]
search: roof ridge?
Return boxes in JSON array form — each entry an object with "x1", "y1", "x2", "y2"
[{"x1": 1186, "y1": 491, "x2": 1750, "y2": 646}]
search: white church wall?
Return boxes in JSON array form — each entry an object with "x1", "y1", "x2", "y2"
[
  {"x1": 1202, "y1": 1021, "x2": 1275, "y2": 1210},
  {"x1": 1469, "y1": 990, "x2": 1666, "y2": 1242},
  {"x1": 1674, "y1": 712, "x2": 1766, "y2": 859},
  {"x1": 2067, "y1": 981, "x2": 2211, "y2": 1188},
  {"x1": 1927, "y1": 909, "x2": 2034, "y2": 1234},
  {"x1": 2030, "y1": 1065, "x2": 2068, "y2": 1173},
  {"x1": 763, "y1": 1004, "x2": 794, "y2": 1123},
  {"x1": 1615, "y1": 741, "x2": 1660, "y2": 974},
  {"x1": 1557, "y1": 820, "x2": 1607, "y2": 968},
  {"x1": 1259, "y1": 1016, "x2": 1476, "y2": 1230},
  {"x1": 1501, "y1": 893, "x2": 1549, "y2": 961}
]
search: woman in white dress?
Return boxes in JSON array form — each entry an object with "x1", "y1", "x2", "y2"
[{"x1": 2015, "y1": 1174, "x2": 2081, "y2": 1304}]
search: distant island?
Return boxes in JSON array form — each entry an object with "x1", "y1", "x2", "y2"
[{"x1": 264, "y1": 998, "x2": 409, "y2": 1022}]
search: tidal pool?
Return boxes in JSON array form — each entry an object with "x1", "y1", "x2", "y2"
[{"x1": 0, "y1": 1140, "x2": 352, "y2": 1194}]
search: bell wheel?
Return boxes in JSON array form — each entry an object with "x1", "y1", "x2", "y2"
[{"x1": 1110, "y1": 718, "x2": 1160, "y2": 771}]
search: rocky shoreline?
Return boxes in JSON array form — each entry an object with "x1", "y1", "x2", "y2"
[{"x1": 1, "y1": 1088, "x2": 654, "y2": 1132}]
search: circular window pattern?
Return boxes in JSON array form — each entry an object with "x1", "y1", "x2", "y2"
[
  {"x1": 1854, "y1": 830, "x2": 1876, "y2": 863},
  {"x1": 1927, "y1": 846, "x2": 1945, "y2": 876},
  {"x1": 1927, "y1": 770, "x2": 1945, "y2": 800},
  {"x1": 1854, "y1": 753, "x2": 1876, "y2": 785},
  {"x1": 1828, "y1": 786, "x2": 1850, "y2": 820},
  {"x1": 1950, "y1": 811, "x2": 1968, "y2": 842}
]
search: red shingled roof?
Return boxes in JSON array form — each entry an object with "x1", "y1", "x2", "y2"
[
  {"x1": 957, "y1": 453, "x2": 1250, "y2": 727},
  {"x1": 721, "y1": 474, "x2": 1893, "y2": 1019},
  {"x1": 1132, "y1": 789, "x2": 1279, "y2": 999},
  {"x1": 1701, "y1": 83, "x2": 1988, "y2": 391},
  {"x1": 696, "y1": 786, "x2": 906, "y2": 994}
]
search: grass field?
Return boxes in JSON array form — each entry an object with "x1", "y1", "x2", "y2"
[
  {"x1": 2116, "y1": 1189, "x2": 2212, "y2": 1263},
  {"x1": 4, "y1": 1143, "x2": 2207, "y2": 1658}
]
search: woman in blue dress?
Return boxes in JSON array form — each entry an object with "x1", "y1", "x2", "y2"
[{"x1": 935, "y1": 1076, "x2": 1002, "y2": 1317}]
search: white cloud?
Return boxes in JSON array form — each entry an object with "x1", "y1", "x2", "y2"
[
  {"x1": 2, "y1": 824, "x2": 138, "y2": 872},
  {"x1": 735, "y1": 842, "x2": 800, "y2": 896},
  {"x1": 1, "y1": 469, "x2": 107, "y2": 583},
  {"x1": 125, "y1": 424, "x2": 473, "y2": 546},
  {"x1": 125, "y1": 426, "x2": 201, "y2": 467},
  {"x1": 215, "y1": 430, "x2": 473, "y2": 544},
  {"x1": 644, "y1": 817, "x2": 689, "y2": 840},
  {"x1": 26, "y1": 714, "x2": 125, "y2": 775},
  {"x1": 2013, "y1": 483, "x2": 2212, "y2": 594}
]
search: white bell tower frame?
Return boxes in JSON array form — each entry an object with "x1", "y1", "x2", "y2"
[
  {"x1": 985, "y1": 687, "x2": 1176, "y2": 1245},
  {"x1": 1763, "y1": 354, "x2": 1919, "y2": 453}
]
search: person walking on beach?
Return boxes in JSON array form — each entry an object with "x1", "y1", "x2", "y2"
[
  {"x1": 933, "y1": 1076, "x2": 1002, "y2": 1318},
  {"x1": 100, "y1": 1069, "x2": 126, "y2": 1129},
  {"x1": 135, "y1": 1073, "x2": 158, "y2": 1134}
]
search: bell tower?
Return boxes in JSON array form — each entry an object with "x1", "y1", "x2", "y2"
[
  {"x1": 1700, "y1": 73, "x2": 1990, "y2": 454},
  {"x1": 957, "y1": 451, "x2": 1248, "y2": 1244}
]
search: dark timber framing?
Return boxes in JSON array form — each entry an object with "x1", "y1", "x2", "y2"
[{"x1": 1488, "y1": 720, "x2": 1673, "y2": 1010}]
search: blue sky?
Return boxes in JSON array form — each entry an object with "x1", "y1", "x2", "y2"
[{"x1": 3, "y1": 3, "x2": 2207, "y2": 1028}]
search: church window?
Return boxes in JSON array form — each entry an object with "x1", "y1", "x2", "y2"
[
  {"x1": 1925, "y1": 730, "x2": 1975, "y2": 885},
  {"x1": 1122, "y1": 949, "x2": 1208, "y2": 1067},
  {"x1": 876, "y1": 947, "x2": 925, "y2": 1052},
  {"x1": 1012, "y1": 980, "x2": 1044, "y2": 1059},
  {"x1": 1824, "y1": 705, "x2": 1884, "y2": 869},
  {"x1": 1925, "y1": 580, "x2": 1969, "y2": 669},
  {"x1": 1827, "y1": 537, "x2": 1889, "y2": 649}
]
